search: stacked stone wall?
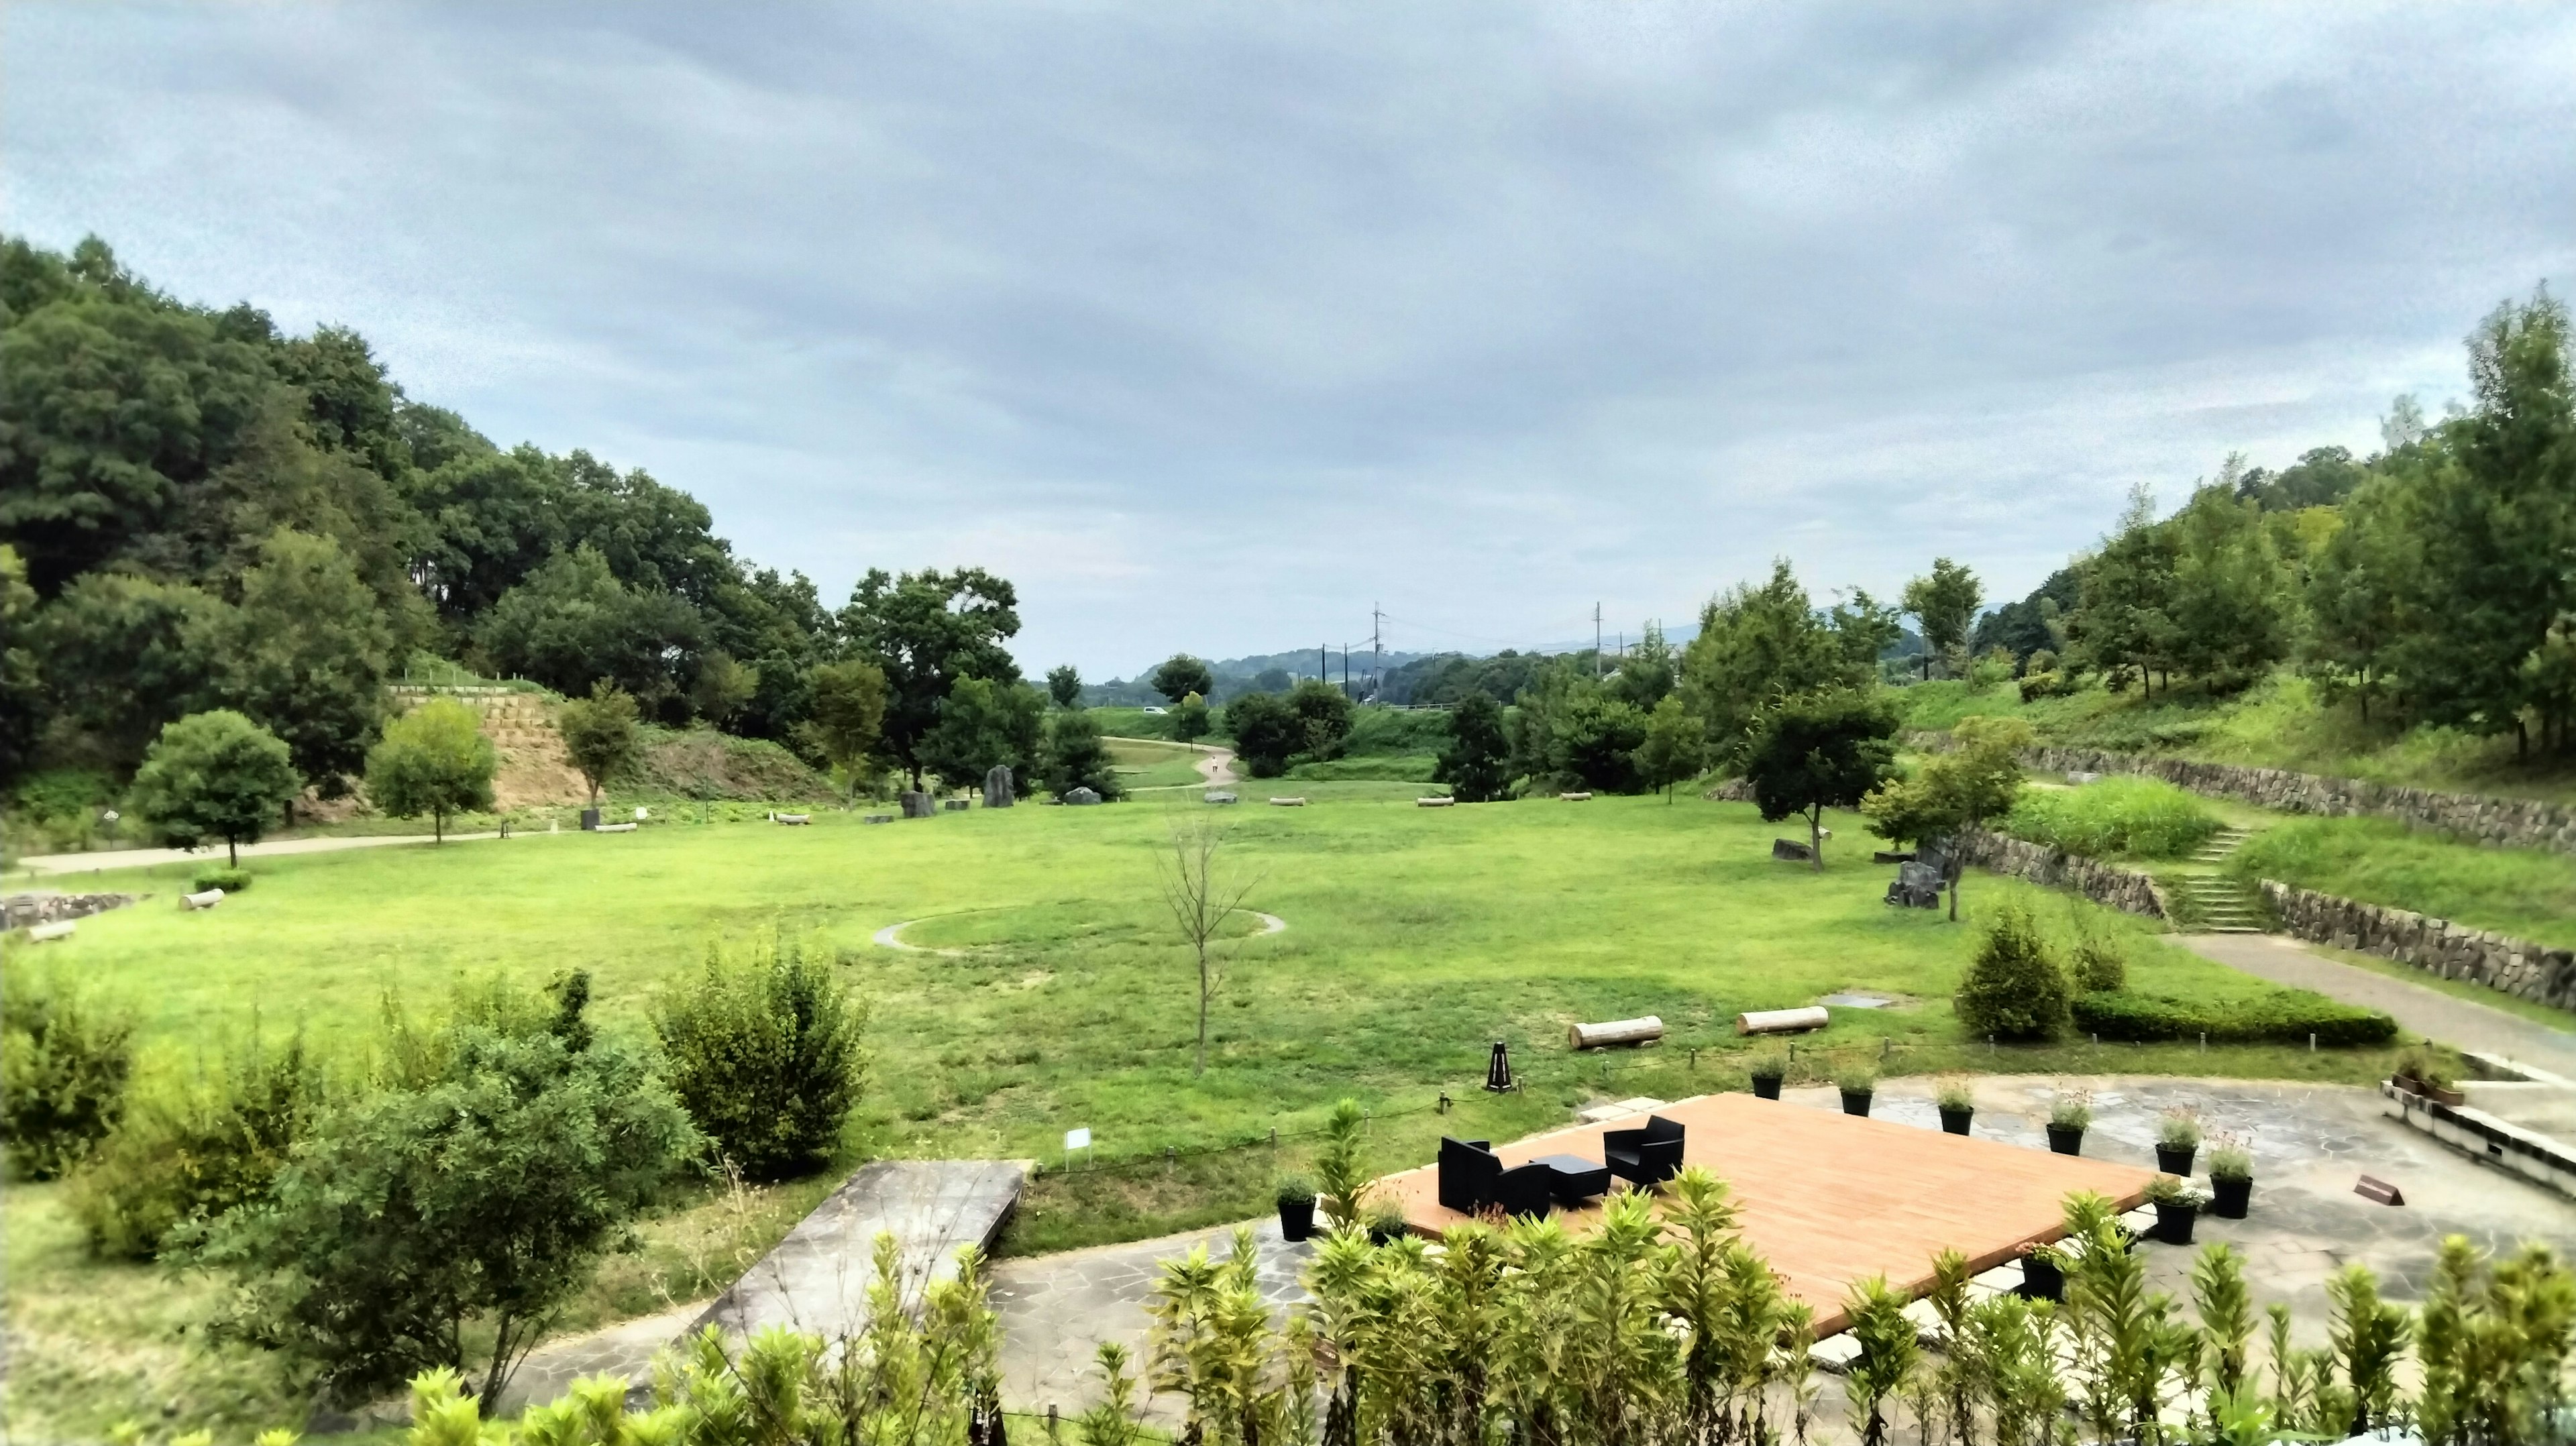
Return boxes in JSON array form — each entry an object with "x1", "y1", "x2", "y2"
[
  {"x1": 2259, "y1": 880, "x2": 2576, "y2": 1009},
  {"x1": 1951, "y1": 829, "x2": 2168, "y2": 920},
  {"x1": 3, "y1": 893, "x2": 140, "y2": 930}
]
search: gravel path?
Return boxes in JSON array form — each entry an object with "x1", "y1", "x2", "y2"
[{"x1": 2178, "y1": 932, "x2": 2576, "y2": 1078}]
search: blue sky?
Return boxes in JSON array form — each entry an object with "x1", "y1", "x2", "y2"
[{"x1": 10, "y1": 3, "x2": 2573, "y2": 675}]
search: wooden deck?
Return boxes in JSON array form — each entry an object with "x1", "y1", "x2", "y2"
[{"x1": 1379, "y1": 1093, "x2": 2157, "y2": 1335}]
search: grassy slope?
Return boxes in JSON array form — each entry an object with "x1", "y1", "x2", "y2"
[
  {"x1": 4, "y1": 793, "x2": 2400, "y2": 1438},
  {"x1": 2231, "y1": 816, "x2": 2576, "y2": 952}
]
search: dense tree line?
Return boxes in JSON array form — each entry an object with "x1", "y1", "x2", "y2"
[{"x1": 0, "y1": 235, "x2": 1080, "y2": 808}]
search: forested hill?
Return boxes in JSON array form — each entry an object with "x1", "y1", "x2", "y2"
[{"x1": 0, "y1": 234, "x2": 978, "y2": 795}]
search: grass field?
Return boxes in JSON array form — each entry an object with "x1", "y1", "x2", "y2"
[
  {"x1": 3, "y1": 791, "x2": 2408, "y2": 1439},
  {"x1": 1102, "y1": 735, "x2": 1214, "y2": 790},
  {"x1": 2230, "y1": 815, "x2": 2576, "y2": 952}
]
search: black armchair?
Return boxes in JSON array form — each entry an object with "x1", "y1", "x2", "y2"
[
  {"x1": 1491, "y1": 1162, "x2": 1556, "y2": 1219},
  {"x1": 1438, "y1": 1137, "x2": 1499, "y2": 1213},
  {"x1": 1603, "y1": 1115, "x2": 1686, "y2": 1188}
]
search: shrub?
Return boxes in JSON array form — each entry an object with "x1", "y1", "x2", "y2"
[
  {"x1": 2067, "y1": 929, "x2": 2127, "y2": 993},
  {"x1": 2050, "y1": 1095, "x2": 2092, "y2": 1131},
  {"x1": 1274, "y1": 1173, "x2": 1316, "y2": 1207},
  {"x1": 2000, "y1": 776, "x2": 2221, "y2": 859},
  {"x1": 2145, "y1": 1176, "x2": 2203, "y2": 1207},
  {"x1": 192, "y1": 865, "x2": 252, "y2": 894},
  {"x1": 68, "y1": 1031, "x2": 324, "y2": 1259},
  {"x1": 1313, "y1": 1099, "x2": 1370, "y2": 1229},
  {"x1": 1747, "y1": 1053, "x2": 1786, "y2": 1083},
  {"x1": 2071, "y1": 989, "x2": 2397, "y2": 1047},
  {"x1": 2156, "y1": 1110, "x2": 2202, "y2": 1150},
  {"x1": 2209, "y1": 1142, "x2": 2254, "y2": 1182},
  {"x1": 1935, "y1": 1078, "x2": 1974, "y2": 1113},
  {"x1": 2394, "y1": 1044, "x2": 2458, "y2": 1091},
  {"x1": 1835, "y1": 1066, "x2": 1877, "y2": 1095},
  {"x1": 653, "y1": 930, "x2": 869, "y2": 1181},
  {"x1": 1954, "y1": 903, "x2": 2070, "y2": 1043},
  {"x1": 185, "y1": 1003, "x2": 697, "y2": 1414},
  {"x1": 1, "y1": 970, "x2": 135, "y2": 1179}
]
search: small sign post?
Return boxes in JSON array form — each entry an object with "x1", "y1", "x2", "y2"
[{"x1": 1064, "y1": 1126, "x2": 1092, "y2": 1173}]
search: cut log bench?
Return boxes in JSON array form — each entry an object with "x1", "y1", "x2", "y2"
[
  {"x1": 1269, "y1": 797, "x2": 1307, "y2": 807},
  {"x1": 1560, "y1": 791, "x2": 1593, "y2": 801},
  {"x1": 181, "y1": 888, "x2": 225, "y2": 910},
  {"x1": 1417, "y1": 796, "x2": 1456, "y2": 808},
  {"x1": 1736, "y1": 1006, "x2": 1829, "y2": 1036},
  {"x1": 772, "y1": 813, "x2": 812, "y2": 825},
  {"x1": 25, "y1": 920, "x2": 76, "y2": 942},
  {"x1": 1570, "y1": 1015, "x2": 1664, "y2": 1050}
]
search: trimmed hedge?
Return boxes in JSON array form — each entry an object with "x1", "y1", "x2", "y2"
[{"x1": 2072, "y1": 989, "x2": 2396, "y2": 1047}]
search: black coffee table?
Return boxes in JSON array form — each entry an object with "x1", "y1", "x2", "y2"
[{"x1": 1528, "y1": 1153, "x2": 1613, "y2": 1205}]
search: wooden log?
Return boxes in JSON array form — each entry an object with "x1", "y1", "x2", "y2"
[
  {"x1": 1269, "y1": 797, "x2": 1307, "y2": 807},
  {"x1": 773, "y1": 814, "x2": 812, "y2": 825},
  {"x1": 1570, "y1": 1015, "x2": 1664, "y2": 1050},
  {"x1": 181, "y1": 888, "x2": 225, "y2": 910},
  {"x1": 595, "y1": 822, "x2": 638, "y2": 833},
  {"x1": 1416, "y1": 796, "x2": 1455, "y2": 808},
  {"x1": 1560, "y1": 791, "x2": 1593, "y2": 801},
  {"x1": 26, "y1": 920, "x2": 75, "y2": 942},
  {"x1": 1735, "y1": 1006, "x2": 1829, "y2": 1036}
]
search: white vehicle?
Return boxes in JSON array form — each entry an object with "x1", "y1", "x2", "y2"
[{"x1": 1141, "y1": 705, "x2": 1167, "y2": 715}]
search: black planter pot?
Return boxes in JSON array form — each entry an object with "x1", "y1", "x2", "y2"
[
  {"x1": 1840, "y1": 1089, "x2": 1874, "y2": 1117},
  {"x1": 2210, "y1": 1176, "x2": 2252, "y2": 1219},
  {"x1": 2155, "y1": 1144, "x2": 2198, "y2": 1176},
  {"x1": 1939, "y1": 1107, "x2": 1974, "y2": 1136},
  {"x1": 1367, "y1": 1221, "x2": 1405, "y2": 1247},
  {"x1": 2020, "y1": 1254, "x2": 2064, "y2": 1301},
  {"x1": 580, "y1": 807, "x2": 602, "y2": 831},
  {"x1": 1279, "y1": 1199, "x2": 1316, "y2": 1242},
  {"x1": 2046, "y1": 1124, "x2": 2085, "y2": 1156},
  {"x1": 2154, "y1": 1201, "x2": 2199, "y2": 1245},
  {"x1": 1752, "y1": 1076, "x2": 1783, "y2": 1101}
]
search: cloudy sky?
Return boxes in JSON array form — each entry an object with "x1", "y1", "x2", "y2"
[{"x1": 10, "y1": 5, "x2": 2573, "y2": 675}]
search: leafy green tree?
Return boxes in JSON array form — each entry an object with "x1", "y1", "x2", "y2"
[
  {"x1": 366, "y1": 698, "x2": 497, "y2": 842},
  {"x1": 920, "y1": 676, "x2": 1046, "y2": 795},
  {"x1": 32, "y1": 569, "x2": 228, "y2": 769},
  {"x1": 215, "y1": 529, "x2": 394, "y2": 789},
  {"x1": 0, "y1": 545, "x2": 43, "y2": 777},
  {"x1": 1679, "y1": 560, "x2": 1854, "y2": 764},
  {"x1": 2069, "y1": 486, "x2": 2182, "y2": 695},
  {"x1": 1742, "y1": 690, "x2": 1898, "y2": 870},
  {"x1": 554, "y1": 682, "x2": 641, "y2": 806},
  {"x1": 1902, "y1": 559, "x2": 1984, "y2": 681},
  {"x1": 1222, "y1": 692, "x2": 1298, "y2": 778},
  {"x1": 838, "y1": 567, "x2": 1022, "y2": 789},
  {"x1": 474, "y1": 545, "x2": 705, "y2": 709},
  {"x1": 1607, "y1": 622, "x2": 1678, "y2": 709},
  {"x1": 687, "y1": 649, "x2": 758, "y2": 728},
  {"x1": 1, "y1": 968, "x2": 135, "y2": 1180},
  {"x1": 186, "y1": 1003, "x2": 696, "y2": 1415},
  {"x1": 2166, "y1": 486, "x2": 2290, "y2": 686},
  {"x1": 1047, "y1": 664, "x2": 1084, "y2": 709},
  {"x1": 1285, "y1": 679, "x2": 1354, "y2": 759},
  {"x1": 1040, "y1": 706, "x2": 1125, "y2": 799},
  {"x1": 1863, "y1": 714, "x2": 2031, "y2": 920},
  {"x1": 1150, "y1": 654, "x2": 1215, "y2": 705},
  {"x1": 1635, "y1": 696, "x2": 1708, "y2": 802},
  {"x1": 1550, "y1": 691, "x2": 1650, "y2": 793},
  {"x1": 1171, "y1": 691, "x2": 1212, "y2": 743},
  {"x1": 68, "y1": 1029, "x2": 324, "y2": 1260},
  {"x1": 1828, "y1": 588, "x2": 1906, "y2": 676},
  {"x1": 800, "y1": 658, "x2": 888, "y2": 801},
  {"x1": 2301, "y1": 478, "x2": 2416, "y2": 722},
  {"x1": 653, "y1": 930, "x2": 867, "y2": 1182},
  {"x1": 128, "y1": 710, "x2": 301, "y2": 865},
  {"x1": 1433, "y1": 691, "x2": 1511, "y2": 802}
]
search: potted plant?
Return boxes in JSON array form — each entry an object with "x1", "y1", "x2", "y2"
[
  {"x1": 1275, "y1": 1174, "x2": 1318, "y2": 1242},
  {"x1": 2208, "y1": 1142, "x2": 2253, "y2": 1219},
  {"x1": 1837, "y1": 1066, "x2": 1876, "y2": 1117},
  {"x1": 1749, "y1": 1054, "x2": 1787, "y2": 1101},
  {"x1": 2147, "y1": 1175, "x2": 2204, "y2": 1245},
  {"x1": 2019, "y1": 1243, "x2": 2065, "y2": 1302},
  {"x1": 2047, "y1": 1095, "x2": 2091, "y2": 1156},
  {"x1": 1365, "y1": 1199, "x2": 1410, "y2": 1246},
  {"x1": 1935, "y1": 1078, "x2": 1975, "y2": 1136},
  {"x1": 2392, "y1": 1046, "x2": 2465, "y2": 1106},
  {"x1": 2155, "y1": 1110, "x2": 2202, "y2": 1176}
]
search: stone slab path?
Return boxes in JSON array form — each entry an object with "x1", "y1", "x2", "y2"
[{"x1": 2178, "y1": 932, "x2": 2576, "y2": 1079}]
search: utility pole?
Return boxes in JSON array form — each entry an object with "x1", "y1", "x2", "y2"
[
  {"x1": 1319, "y1": 644, "x2": 1326, "y2": 683},
  {"x1": 1371, "y1": 603, "x2": 1384, "y2": 704},
  {"x1": 1595, "y1": 602, "x2": 1603, "y2": 681}
]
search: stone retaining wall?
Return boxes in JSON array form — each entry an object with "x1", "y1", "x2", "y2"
[
  {"x1": 3, "y1": 893, "x2": 140, "y2": 930},
  {"x1": 1904, "y1": 730, "x2": 2576, "y2": 856},
  {"x1": 2259, "y1": 879, "x2": 2576, "y2": 1009},
  {"x1": 1951, "y1": 829, "x2": 2169, "y2": 920}
]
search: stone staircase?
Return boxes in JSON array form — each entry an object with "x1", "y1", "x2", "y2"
[{"x1": 2176, "y1": 826, "x2": 2265, "y2": 933}]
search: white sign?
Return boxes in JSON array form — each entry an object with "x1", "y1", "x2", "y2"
[
  {"x1": 1064, "y1": 1127, "x2": 1091, "y2": 1151},
  {"x1": 635, "y1": 806, "x2": 650, "y2": 820}
]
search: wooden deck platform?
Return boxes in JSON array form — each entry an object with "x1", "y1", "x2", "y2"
[{"x1": 1379, "y1": 1093, "x2": 2156, "y2": 1335}]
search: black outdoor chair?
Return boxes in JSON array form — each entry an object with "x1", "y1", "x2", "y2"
[
  {"x1": 1602, "y1": 1115, "x2": 1686, "y2": 1188},
  {"x1": 1491, "y1": 1162, "x2": 1556, "y2": 1219},
  {"x1": 1438, "y1": 1137, "x2": 1500, "y2": 1213}
]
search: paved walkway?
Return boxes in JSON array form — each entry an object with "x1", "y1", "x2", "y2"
[
  {"x1": 2178, "y1": 932, "x2": 2576, "y2": 1079},
  {"x1": 14, "y1": 828, "x2": 510, "y2": 877}
]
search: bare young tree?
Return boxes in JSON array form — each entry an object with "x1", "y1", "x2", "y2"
[{"x1": 1157, "y1": 814, "x2": 1261, "y2": 1076}]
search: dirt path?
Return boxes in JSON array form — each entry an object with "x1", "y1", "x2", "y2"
[
  {"x1": 2178, "y1": 932, "x2": 2576, "y2": 1078},
  {"x1": 14, "y1": 828, "x2": 517, "y2": 877}
]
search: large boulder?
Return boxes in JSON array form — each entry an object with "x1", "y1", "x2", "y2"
[
  {"x1": 900, "y1": 790, "x2": 936, "y2": 818},
  {"x1": 1063, "y1": 786, "x2": 1102, "y2": 806},
  {"x1": 984, "y1": 765, "x2": 1014, "y2": 809}
]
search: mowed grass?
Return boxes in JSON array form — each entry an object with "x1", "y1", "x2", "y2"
[
  {"x1": 1102, "y1": 736, "x2": 1213, "y2": 790},
  {"x1": 4, "y1": 793, "x2": 2407, "y2": 1438},
  {"x1": 2231, "y1": 815, "x2": 2576, "y2": 952}
]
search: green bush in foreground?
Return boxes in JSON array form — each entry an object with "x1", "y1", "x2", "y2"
[
  {"x1": 1, "y1": 970, "x2": 135, "y2": 1180},
  {"x1": 1953, "y1": 903, "x2": 2070, "y2": 1042},
  {"x1": 68, "y1": 1031, "x2": 325, "y2": 1260},
  {"x1": 653, "y1": 931, "x2": 869, "y2": 1181},
  {"x1": 2072, "y1": 989, "x2": 2397, "y2": 1046},
  {"x1": 2000, "y1": 775, "x2": 2221, "y2": 859}
]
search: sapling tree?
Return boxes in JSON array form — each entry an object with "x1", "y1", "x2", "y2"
[
  {"x1": 1864, "y1": 713, "x2": 2032, "y2": 919},
  {"x1": 1743, "y1": 689, "x2": 1898, "y2": 870},
  {"x1": 128, "y1": 710, "x2": 302, "y2": 865},
  {"x1": 366, "y1": 697, "x2": 497, "y2": 842},
  {"x1": 1157, "y1": 815, "x2": 1261, "y2": 1076},
  {"x1": 554, "y1": 681, "x2": 641, "y2": 806}
]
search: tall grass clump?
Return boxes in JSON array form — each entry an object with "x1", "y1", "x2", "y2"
[
  {"x1": 1, "y1": 968, "x2": 135, "y2": 1179},
  {"x1": 2002, "y1": 776, "x2": 2222, "y2": 858},
  {"x1": 652, "y1": 929, "x2": 869, "y2": 1181}
]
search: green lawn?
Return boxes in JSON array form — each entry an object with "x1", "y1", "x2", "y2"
[
  {"x1": 1102, "y1": 736, "x2": 1213, "y2": 789},
  {"x1": 2230, "y1": 815, "x2": 2576, "y2": 952},
  {"x1": 3, "y1": 791, "x2": 2402, "y2": 1440}
]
